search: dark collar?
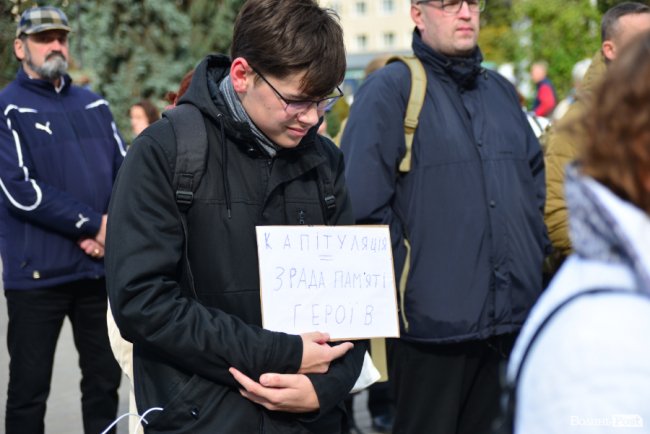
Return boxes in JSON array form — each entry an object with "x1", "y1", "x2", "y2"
[
  {"x1": 17, "y1": 66, "x2": 72, "y2": 93},
  {"x1": 411, "y1": 29, "x2": 484, "y2": 89}
]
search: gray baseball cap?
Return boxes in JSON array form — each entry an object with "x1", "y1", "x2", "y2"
[{"x1": 16, "y1": 6, "x2": 72, "y2": 38}]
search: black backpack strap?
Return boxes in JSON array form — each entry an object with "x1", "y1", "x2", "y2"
[
  {"x1": 495, "y1": 287, "x2": 638, "y2": 434},
  {"x1": 314, "y1": 138, "x2": 337, "y2": 223},
  {"x1": 163, "y1": 104, "x2": 208, "y2": 212},
  {"x1": 162, "y1": 104, "x2": 208, "y2": 300},
  {"x1": 316, "y1": 163, "x2": 336, "y2": 223}
]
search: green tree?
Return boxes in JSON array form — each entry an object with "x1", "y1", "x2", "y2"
[
  {"x1": 1, "y1": 1, "x2": 28, "y2": 87},
  {"x1": 513, "y1": 0, "x2": 601, "y2": 100},
  {"x1": 479, "y1": 0, "x2": 518, "y2": 64},
  {"x1": 597, "y1": 0, "x2": 650, "y2": 13},
  {"x1": 72, "y1": 0, "x2": 193, "y2": 138},
  {"x1": 182, "y1": 0, "x2": 246, "y2": 59}
]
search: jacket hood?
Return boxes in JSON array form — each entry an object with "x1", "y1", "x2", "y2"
[
  {"x1": 177, "y1": 54, "x2": 230, "y2": 124},
  {"x1": 565, "y1": 164, "x2": 650, "y2": 291}
]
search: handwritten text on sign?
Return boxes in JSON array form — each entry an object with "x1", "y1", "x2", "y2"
[{"x1": 256, "y1": 225, "x2": 399, "y2": 340}]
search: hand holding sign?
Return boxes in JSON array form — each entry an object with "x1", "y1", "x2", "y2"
[{"x1": 299, "y1": 332, "x2": 354, "y2": 374}]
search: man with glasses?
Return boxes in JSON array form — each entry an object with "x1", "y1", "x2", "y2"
[
  {"x1": 105, "y1": 0, "x2": 365, "y2": 432},
  {"x1": 341, "y1": 1, "x2": 547, "y2": 433}
]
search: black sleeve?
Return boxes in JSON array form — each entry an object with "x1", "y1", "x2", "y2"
[{"x1": 105, "y1": 131, "x2": 302, "y2": 388}]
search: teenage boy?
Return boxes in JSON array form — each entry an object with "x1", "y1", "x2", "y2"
[{"x1": 105, "y1": 1, "x2": 365, "y2": 433}]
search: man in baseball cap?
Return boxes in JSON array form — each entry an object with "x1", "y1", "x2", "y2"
[
  {"x1": 15, "y1": 5, "x2": 72, "y2": 38},
  {"x1": 13, "y1": 6, "x2": 73, "y2": 84},
  {"x1": 1, "y1": 5, "x2": 124, "y2": 434}
]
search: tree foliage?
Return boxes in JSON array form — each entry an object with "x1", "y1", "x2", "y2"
[
  {"x1": 183, "y1": 0, "x2": 245, "y2": 59},
  {"x1": 513, "y1": 0, "x2": 601, "y2": 99},
  {"x1": 596, "y1": 0, "x2": 650, "y2": 13},
  {"x1": 478, "y1": 0, "x2": 603, "y2": 100},
  {"x1": 74, "y1": 0, "x2": 193, "y2": 137},
  {"x1": 479, "y1": 0, "x2": 518, "y2": 64},
  {"x1": 1, "y1": 1, "x2": 21, "y2": 87},
  {"x1": 2, "y1": 0, "x2": 647, "y2": 135}
]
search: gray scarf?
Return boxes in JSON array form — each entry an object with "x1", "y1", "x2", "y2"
[{"x1": 219, "y1": 75, "x2": 279, "y2": 157}]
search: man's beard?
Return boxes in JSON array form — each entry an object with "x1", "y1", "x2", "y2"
[{"x1": 25, "y1": 48, "x2": 68, "y2": 81}]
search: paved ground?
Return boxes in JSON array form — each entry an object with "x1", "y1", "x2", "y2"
[{"x1": 0, "y1": 261, "x2": 380, "y2": 433}]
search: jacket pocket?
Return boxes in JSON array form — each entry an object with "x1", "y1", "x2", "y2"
[
  {"x1": 143, "y1": 373, "x2": 260, "y2": 433},
  {"x1": 22, "y1": 224, "x2": 79, "y2": 280},
  {"x1": 143, "y1": 373, "x2": 235, "y2": 433},
  {"x1": 142, "y1": 373, "x2": 203, "y2": 432}
]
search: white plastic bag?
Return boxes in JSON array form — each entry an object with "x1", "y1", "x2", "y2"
[{"x1": 350, "y1": 351, "x2": 381, "y2": 393}]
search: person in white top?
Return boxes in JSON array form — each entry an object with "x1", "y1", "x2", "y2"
[{"x1": 503, "y1": 31, "x2": 650, "y2": 434}]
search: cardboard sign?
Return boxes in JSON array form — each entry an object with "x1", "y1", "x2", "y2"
[{"x1": 256, "y1": 225, "x2": 400, "y2": 340}]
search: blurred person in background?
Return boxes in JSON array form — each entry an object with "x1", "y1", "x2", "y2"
[
  {"x1": 544, "y1": 2, "x2": 650, "y2": 268},
  {"x1": 530, "y1": 60, "x2": 557, "y2": 118},
  {"x1": 164, "y1": 69, "x2": 195, "y2": 110},
  {"x1": 506, "y1": 30, "x2": 650, "y2": 434},
  {"x1": 128, "y1": 98, "x2": 159, "y2": 138},
  {"x1": 552, "y1": 58, "x2": 591, "y2": 122}
]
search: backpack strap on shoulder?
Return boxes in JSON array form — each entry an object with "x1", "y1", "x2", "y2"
[
  {"x1": 314, "y1": 138, "x2": 337, "y2": 223},
  {"x1": 386, "y1": 55, "x2": 427, "y2": 173},
  {"x1": 163, "y1": 104, "x2": 208, "y2": 212},
  {"x1": 162, "y1": 103, "x2": 208, "y2": 301},
  {"x1": 317, "y1": 164, "x2": 337, "y2": 222}
]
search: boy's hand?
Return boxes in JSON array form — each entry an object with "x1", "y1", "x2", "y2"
[
  {"x1": 229, "y1": 367, "x2": 319, "y2": 413},
  {"x1": 299, "y1": 331, "x2": 353, "y2": 374}
]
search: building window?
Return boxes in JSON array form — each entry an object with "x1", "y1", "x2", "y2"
[
  {"x1": 383, "y1": 32, "x2": 396, "y2": 48},
  {"x1": 329, "y1": 1, "x2": 341, "y2": 14},
  {"x1": 355, "y1": 1, "x2": 367, "y2": 15},
  {"x1": 382, "y1": 0, "x2": 395, "y2": 13},
  {"x1": 356, "y1": 34, "x2": 368, "y2": 50}
]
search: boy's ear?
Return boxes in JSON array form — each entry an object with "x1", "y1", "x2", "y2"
[{"x1": 230, "y1": 57, "x2": 252, "y2": 93}]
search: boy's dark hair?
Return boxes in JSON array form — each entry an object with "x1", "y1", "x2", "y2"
[
  {"x1": 231, "y1": 0, "x2": 345, "y2": 98},
  {"x1": 601, "y1": 2, "x2": 650, "y2": 42}
]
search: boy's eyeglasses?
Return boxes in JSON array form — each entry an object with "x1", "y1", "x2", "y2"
[{"x1": 250, "y1": 66, "x2": 343, "y2": 116}]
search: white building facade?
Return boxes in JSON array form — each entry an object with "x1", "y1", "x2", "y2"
[{"x1": 319, "y1": 0, "x2": 415, "y2": 93}]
